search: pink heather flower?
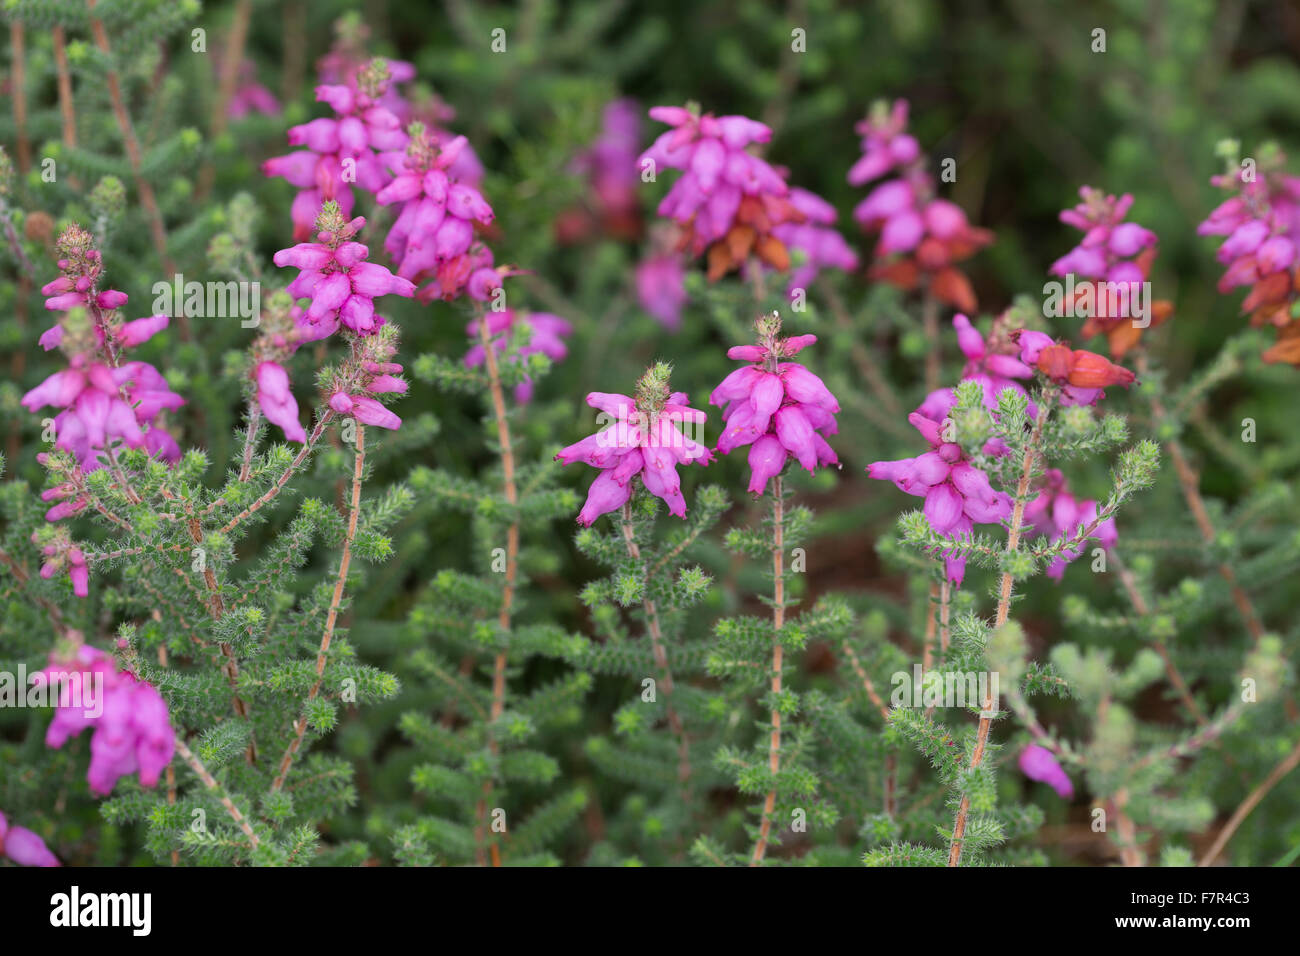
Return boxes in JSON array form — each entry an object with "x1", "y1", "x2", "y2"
[
  {"x1": 710, "y1": 323, "x2": 840, "y2": 494},
  {"x1": 1023, "y1": 469, "x2": 1118, "y2": 580},
  {"x1": 464, "y1": 310, "x2": 573, "y2": 403},
  {"x1": 38, "y1": 539, "x2": 89, "y2": 597},
  {"x1": 847, "y1": 98, "x2": 920, "y2": 186},
  {"x1": 263, "y1": 60, "x2": 408, "y2": 239},
  {"x1": 1050, "y1": 186, "x2": 1171, "y2": 358},
  {"x1": 328, "y1": 357, "x2": 408, "y2": 432},
  {"x1": 22, "y1": 362, "x2": 185, "y2": 472},
  {"x1": 567, "y1": 97, "x2": 642, "y2": 238},
  {"x1": 849, "y1": 99, "x2": 991, "y2": 313},
  {"x1": 771, "y1": 186, "x2": 859, "y2": 298},
  {"x1": 0, "y1": 810, "x2": 60, "y2": 867},
  {"x1": 375, "y1": 128, "x2": 496, "y2": 302},
  {"x1": 636, "y1": 251, "x2": 688, "y2": 331},
  {"x1": 274, "y1": 213, "x2": 415, "y2": 335},
  {"x1": 640, "y1": 104, "x2": 801, "y2": 279},
  {"x1": 1018, "y1": 744, "x2": 1074, "y2": 800},
  {"x1": 255, "y1": 360, "x2": 307, "y2": 443},
  {"x1": 225, "y1": 60, "x2": 281, "y2": 119},
  {"x1": 1052, "y1": 187, "x2": 1156, "y2": 282},
  {"x1": 1198, "y1": 151, "x2": 1300, "y2": 360},
  {"x1": 43, "y1": 644, "x2": 175, "y2": 796},
  {"x1": 556, "y1": 377, "x2": 713, "y2": 524},
  {"x1": 1013, "y1": 330, "x2": 1107, "y2": 407},
  {"x1": 867, "y1": 411, "x2": 1012, "y2": 586},
  {"x1": 916, "y1": 313, "x2": 1035, "y2": 429}
]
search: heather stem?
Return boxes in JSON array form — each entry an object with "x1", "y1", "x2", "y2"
[
  {"x1": 270, "y1": 423, "x2": 365, "y2": 792},
  {"x1": 9, "y1": 22, "x2": 30, "y2": 174},
  {"x1": 1113, "y1": 549, "x2": 1206, "y2": 724},
  {"x1": 174, "y1": 737, "x2": 261, "y2": 850},
  {"x1": 939, "y1": 579, "x2": 952, "y2": 657},
  {"x1": 1198, "y1": 735, "x2": 1300, "y2": 866},
  {"x1": 619, "y1": 501, "x2": 693, "y2": 808},
  {"x1": 947, "y1": 390, "x2": 1055, "y2": 867},
  {"x1": 52, "y1": 26, "x2": 78, "y2": 151},
  {"x1": 219, "y1": 411, "x2": 334, "y2": 530},
  {"x1": 751, "y1": 475, "x2": 785, "y2": 866},
  {"x1": 238, "y1": 403, "x2": 261, "y2": 482},
  {"x1": 1136, "y1": 351, "x2": 1264, "y2": 642},
  {"x1": 474, "y1": 314, "x2": 517, "y2": 868}
]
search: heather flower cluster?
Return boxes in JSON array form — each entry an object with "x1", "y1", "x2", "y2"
[
  {"x1": 641, "y1": 104, "x2": 800, "y2": 280},
  {"x1": 262, "y1": 203, "x2": 414, "y2": 439},
  {"x1": 867, "y1": 411, "x2": 1012, "y2": 586},
  {"x1": 42, "y1": 643, "x2": 175, "y2": 797},
  {"x1": 561, "y1": 98, "x2": 642, "y2": 242},
  {"x1": 556, "y1": 364, "x2": 712, "y2": 524},
  {"x1": 376, "y1": 125, "x2": 500, "y2": 303},
  {"x1": 1024, "y1": 468, "x2": 1118, "y2": 580},
  {"x1": 263, "y1": 58, "x2": 407, "y2": 239},
  {"x1": 325, "y1": 328, "x2": 410, "y2": 432},
  {"x1": 1199, "y1": 146, "x2": 1300, "y2": 364},
  {"x1": 1050, "y1": 186, "x2": 1172, "y2": 357},
  {"x1": 23, "y1": 227, "x2": 185, "y2": 557},
  {"x1": 850, "y1": 98, "x2": 991, "y2": 312},
  {"x1": 710, "y1": 314, "x2": 840, "y2": 493},
  {"x1": 916, "y1": 313, "x2": 1034, "y2": 425},
  {"x1": 772, "y1": 186, "x2": 859, "y2": 299},
  {"x1": 465, "y1": 309, "x2": 573, "y2": 403}
]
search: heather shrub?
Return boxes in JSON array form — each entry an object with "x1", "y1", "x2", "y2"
[{"x1": 1, "y1": 0, "x2": 1297, "y2": 871}]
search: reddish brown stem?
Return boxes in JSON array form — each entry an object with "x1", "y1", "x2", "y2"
[
  {"x1": 1198, "y1": 735, "x2": 1300, "y2": 866},
  {"x1": 474, "y1": 315, "x2": 518, "y2": 868},
  {"x1": 175, "y1": 737, "x2": 260, "y2": 850},
  {"x1": 948, "y1": 393, "x2": 1053, "y2": 867},
  {"x1": 271, "y1": 424, "x2": 364, "y2": 792},
  {"x1": 10, "y1": 23, "x2": 30, "y2": 173},
  {"x1": 52, "y1": 26, "x2": 77, "y2": 150},
  {"x1": 620, "y1": 503, "x2": 693, "y2": 807},
  {"x1": 751, "y1": 476, "x2": 785, "y2": 866}
]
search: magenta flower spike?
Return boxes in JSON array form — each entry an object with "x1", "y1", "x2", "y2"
[
  {"x1": 640, "y1": 104, "x2": 802, "y2": 279},
  {"x1": 273, "y1": 205, "x2": 415, "y2": 337},
  {"x1": 23, "y1": 226, "x2": 185, "y2": 483},
  {"x1": 375, "y1": 124, "x2": 497, "y2": 303},
  {"x1": 556, "y1": 363, "x2": 713, "y2": 525},
  {"x1": 0, "y1": 810, "x2": 61, "y2": 867},
  {"x1": 1018, "y1": 744, "x2": 1074, "y2": 800},
  {"x1": 1023, "y1": 469, "x2": 1118, "y2": 580},
  {"x1": 464, "y1": 309, "x2": 573, "y2": 403},
  {"x1": 42, "y1": 644, "x2": 175, "y2": 796},
  {"x1": 264, "y1": 57, "x2": 408, "y2": 239},
  {"x1": 710, "y1": 313, "x2": 840, "y2": 494},
  {"x1": 915, "y1": 313, "x2": 1036, "y2": 426},
  {"x1": 264, "y1": 202, "x2": 415, "y2": 441},
  {"x1": 867, "y1": 405, "x2": 1012, "y2": 586}
]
